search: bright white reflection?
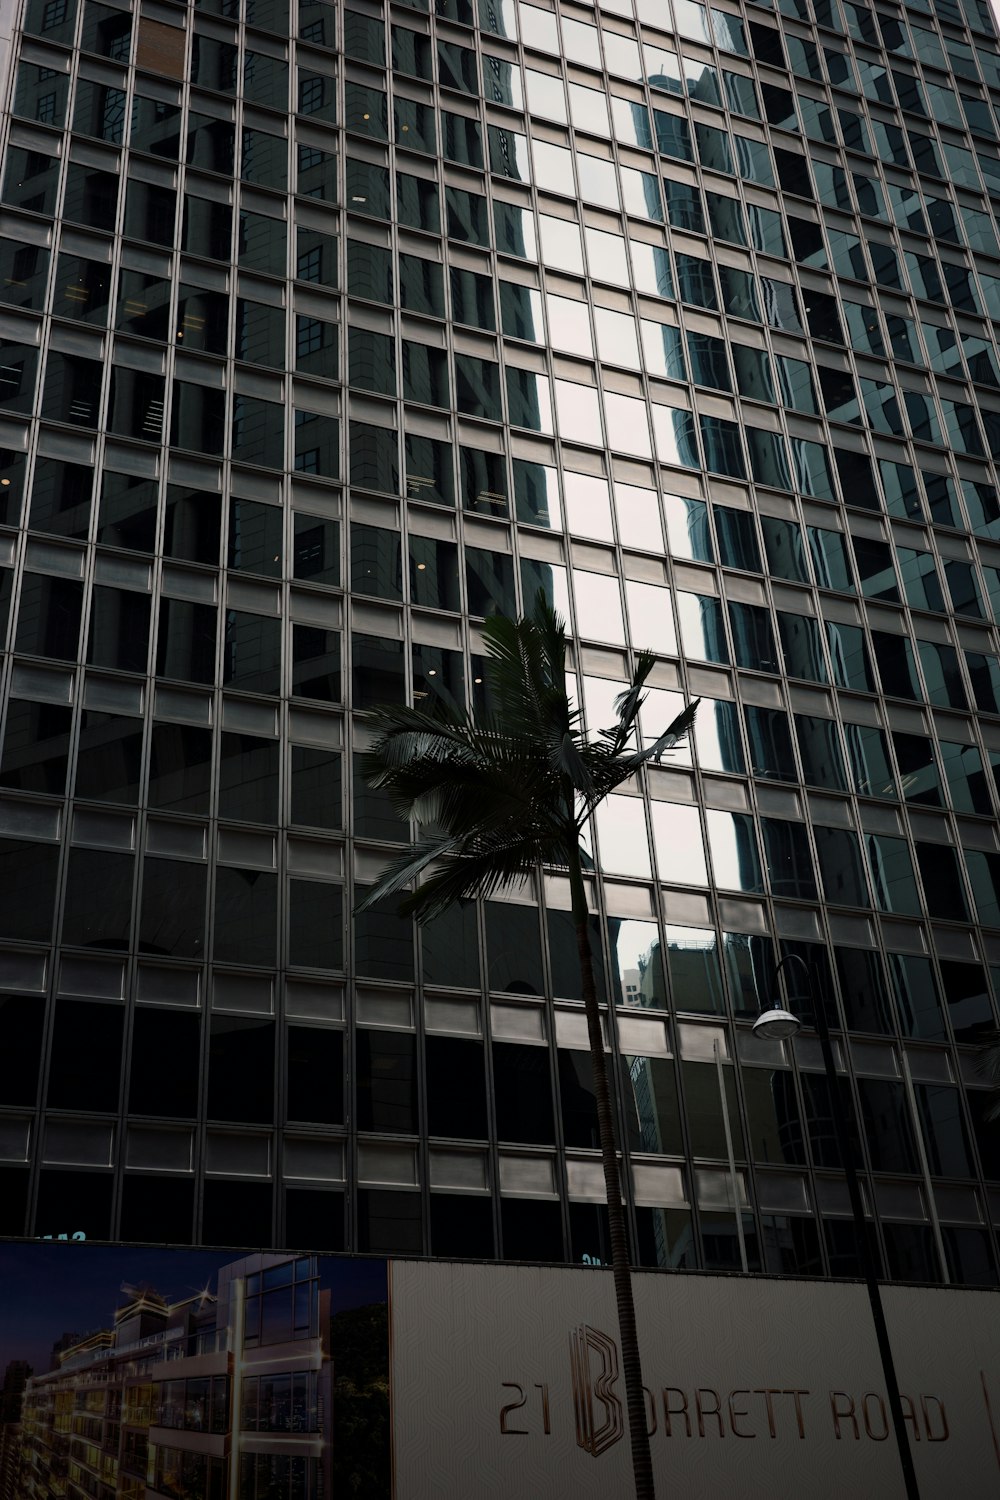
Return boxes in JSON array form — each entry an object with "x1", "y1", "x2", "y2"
[
  {"x1": 705, "y1": 810, "x2": 762, "y2": 892},
  {"x1": 614, "y1": 483, "x2": 663, "y2": 551},
  {"x1": 526, "y1": 68, "x2": 568, "y2": 123},
  {"x1": 534, "y1": 140, "x2": 573, "y2": 195},
  {"x1": 568, "y1": 83, "x2": 611, "y2": 137},
  {"x1": 562, "y1": 15, "x2": 602, "y2": 66},
  {"x1": 519, "y1": 4, "x2": 559, "y2": 52},
  {"x1": 583, "y1": 674, "x2": 626, "y2": 739},
  {"x1": 539, "y1": 215, "x2": 584, "y2": 275},
  {"x1": 584, "y1": 226, "x2": 629, "y2": 284},
  {"x1": 625, "y1": 580, "x2": 676, "y2": 656},
  {"x1": 594, "y1": 307, "x2": 641, "y2": 369},
  {"x1": 605, "y1": 391, "x2": 652, "y2": 458},
  {"x1": 692, "y1": 698, "x2": 742, "y2": 772},
  {"x1": 555, "y1": 379, "x2": 602, "y2": 443},
  {"x1": 650, "y1": 801, "x2": 708, "y2": 885},
  {"x1": 594, "y1": 796, "x2": 651, "y2": 878},
  {"x1": 547, "y1": 293, "x2": 593, "y2": 357},
  {"x1": 573, "y1": 571, "x2": 626, "y2": 645},
  {"x1": 564, "y1": 471, "x2": 613, "y2": 540},
  {"x1": 578, "y1": 154, "x2": 621, "y2": 210}
]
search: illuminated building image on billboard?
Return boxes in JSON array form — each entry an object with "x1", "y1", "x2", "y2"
[{"x1": 0, "y1": 1243, "x2": 389, "y2": 1500}]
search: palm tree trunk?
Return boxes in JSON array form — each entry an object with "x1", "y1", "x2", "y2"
[{"x1": 568, "y1": 850, "x2": 655, "y2": 1500}]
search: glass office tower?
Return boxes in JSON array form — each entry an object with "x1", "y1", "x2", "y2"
[{"x1": 2, "y1": 0, "x2": 1000, "y2": 1286}]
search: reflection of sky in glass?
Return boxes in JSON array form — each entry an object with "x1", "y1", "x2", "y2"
[
  {"x1": 650, "y1": 801, "x2": 707, "y2": 884},
  {"x1": 564, "y1": 471, "x2": 612, "y2": 540},
  {"x1": 640, "y1": 688, "x2": 692, "y2": 765},
  {"x1": 547, "y1": 292, "x2": 591, "y2": 355},
  {"x1": 574, "y1": 570, "x2": 625, "y2": 644},
  {"x1": 605, "y1": 391, "x2": 652, "y2": 458},
  {"x1": 555, "y1": 378, "x2": 601, "y2": 443},
  {"x1": 594, "y1": 796, "x2": 650, "y2": 878},
  {"x1": 707, "y1": 810, "x2": 762, "y2": 892},
  {"x1": 614, "y1": 483, "x2": 663, "y2": 551},
  {"x1": 625, "y1": 579, "x2": 676, "y2": 655},
  {"x1": 583, "y1": 674, "x2": 625, "y2": 737}
]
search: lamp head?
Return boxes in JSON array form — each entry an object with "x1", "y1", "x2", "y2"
[{"x1": 752, "y1": 1006, "x2": 801, "y2": 1041}]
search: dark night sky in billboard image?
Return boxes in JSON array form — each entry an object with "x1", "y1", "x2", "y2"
[{"x1": 0, "y1": 1242, "x2": 388, "y2": 1375}]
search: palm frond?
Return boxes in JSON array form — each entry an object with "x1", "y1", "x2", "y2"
[
  {"x1": 352, "y1": 834, "x2": 459, "y2": 914},
  {"x1": 645, "y1": 698, "x2": 700, "y2": 763},
  {"x1": 395, "y1": 830, "x2": 567, "y2": 922},
  {"x1": 601, "y1": 650, "x2": 657, "y2": 755}
]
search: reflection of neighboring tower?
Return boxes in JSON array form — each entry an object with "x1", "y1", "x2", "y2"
[{"x1": 0, "y1": 1360, "x2": 32, "y2": 1500}]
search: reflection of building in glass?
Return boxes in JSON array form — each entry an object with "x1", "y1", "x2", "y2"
[{"x1": 15, "y1": 1256, "x2": 332, "y2": 1500}]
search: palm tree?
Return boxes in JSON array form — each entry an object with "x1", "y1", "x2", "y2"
[{"x1": 356, "y1": 594, "x2": 697, "y2": 1500}]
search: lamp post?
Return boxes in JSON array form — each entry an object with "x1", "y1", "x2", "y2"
[{"x1": 753, "y1": 951, "x2": 920, "y2": 1500}]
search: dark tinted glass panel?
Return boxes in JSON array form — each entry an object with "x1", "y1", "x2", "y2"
[
  {"x1": 28, "y1": 459, "x2": 92, "y2": 539},
  {"x1": 208, "y1": 1018, "x2": 275, "y2": 1123},
  {"x1": 0, "y1": 997, "x2": 44, "y2": 1107},
  {"x1": 501, "y1": 1197, "x2": 563, "y2": 1262},
  {"x1": 357, "y1": 1189, "x2": 422, "y2": 1254},
  {"x1": 836, "y1": 948, "x2": 894, "y2": 1033},
  {"x1": 290, "y1": 746, "x2": 341, "y2": 829},
  {"x1": 426, "y1": 1036, "x2": 488, "y2": 1137},
  {"x1": 0, "y1": 839, "x2": 58, "y2": 942},
  {"x1": 203, "y1": 1181, "x2": 273, "y2": 1248},
  {"x1": 939, "y1": 960, "x2": 993, "y2": 1042},
  {"x1": 743, "y1": 1069, "x2": 805, "y2": 1165},
  {"x1": 36, "y1": 1170, "x2": 112, "y2": 1243},
  {"x1": 421, "y1": 903, "x2": 479, "y2": 988},
  {"x1": 485, "y1": 902, "x2": 543, "y2": 993},
  {"x1": 223, "y1": 611, "x2": 281, "y2": 695},
  {"x1": 15, "y1": 574, "x2": 82, "y2": 661},
  {"x1": 163, "y1": 486, "x2": 221, "y2": 564},
  {"x1": 493, "y1": 1042, "x2": 554, "y2": 1142},
  {"x1": 430, "y1": 1195, "x2": 494, "y2": 1258},
  {"x1": 354, "y1": 890, "x2": 414, "y2": 982},
  {"x1": 120, "y1": 1176, "x2": 194, "y2": 1244},
  {"x1": 88, "y1": 586, "x2": 151, "y2": 673},
  {"x1": 214, "y1": 867, "x2": 277, "y2": 966},
  {"x1": 288, "y1": 879, "x2": 342, "y2": 969},
  {"x1": 218, "y1": 733, "x2": 279, "y2": 823},
  {"x1": 139, "y1": 857, "x2": 206, "y2": 959},
  {"x1": 0, "y1": 700, "x2": 71, "y2": 795},
  {"x1": 293, "y1": 627, "x2": 341, "y2": 702},
  {"x1": 157, "y1": 600, "x2": 217, "y2": 683},
  {"x1": 356, "y1": 1030, "x2": 418, "y2": 1132},
  {"x1": 352, "y1": 634, "x2": 403, "y2": 707},
  {"x1": 128, "y1": 1009, "x2": 200, "y2": 1117},
  {"x1": 48, "y1": 1000, "x2": 123, "y2": 1111},
  {"x1": 74, "y1": 712, "x2": 143, "y2": 804},
  {"x1": 148, "y1": 724, "x2": 212, "y2": 814},
  {"x1": 287, "y1": 1027, "x2": 343, "y2": 1124},
  {"x1": 62, "y1": 849, "x2": 133, "y2": 948},
  {"x1": 286, "y1": 1189, "x2": 345, "y2": 1252}
]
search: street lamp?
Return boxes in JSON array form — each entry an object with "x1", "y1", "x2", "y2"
[{"x1": 753, "y1": 952, "x2": 920, "y2": 1500}]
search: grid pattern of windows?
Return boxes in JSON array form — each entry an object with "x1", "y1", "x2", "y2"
[{"x1": 2, "y1": 0, "x2": 1000, "y2": 1284}]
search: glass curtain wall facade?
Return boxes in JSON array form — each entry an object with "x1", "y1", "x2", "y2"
[{"x1": 2, "y1": 0, "x2": 1000, "y2": 1284}]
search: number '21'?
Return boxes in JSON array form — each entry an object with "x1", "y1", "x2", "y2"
[{"x1": 500, "y1": 1383, "x2": 551, "y2": 1435}]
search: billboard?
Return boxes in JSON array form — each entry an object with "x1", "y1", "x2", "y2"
[
  {"x1": 391, "y1": 1260, "x2": 1000, "y2": 1500},
  {"x1": 1, "y1": 1241, "x2": 1000, "y2": 1498}
]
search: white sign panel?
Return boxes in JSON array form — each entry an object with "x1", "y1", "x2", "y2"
[{"x1": 390, "y1": 1262, "x2": 1000, "y2": 1498}]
